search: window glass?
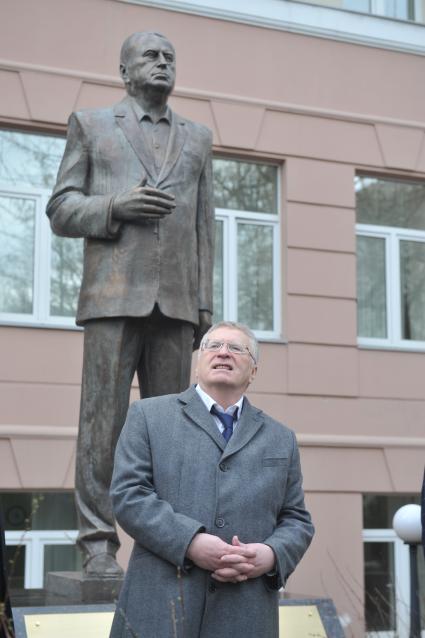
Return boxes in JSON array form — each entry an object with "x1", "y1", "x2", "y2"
[
  {"x1": 50, "y1": 235, "x2": 83, "y2": 317},
  {"x1": 43, "y1": 545, "x2": 82, "y2": 583},
  {"x1": 343, "y1": 0, "x2": 414, "y2": 20},
  {"x1": 381, "y1": 0, "x2": 411, "y2": 20},
  {"x1": 357, "y1": 235, "x2": 386, "y2": 338},
  {"x1": 0, "y1": 129, "x2": 84, "y2": 324},
  {"x1": 237, "y1": 223, "x2": 273, "y2": 331},
  {"x1": 356, "y1": 176, "x2": 425, "y2": 231},
  {"x1": 363, "y1": 494, "x2": 421, "y2": 528},
  {"x1": 364, "y1": 542, "x2": 396, "y2": 632},
  {"x1": 213, "y1": 159, "x2": 278, "y2": 214},
  {"x1": 356, "y1": 174, "x2": 425, "y2": 346},
  {"x1": 400, "y1": 240, "x2": 425, "y2": 340},
  {"x1": 0, "y1": 131, "x2": 65, "y2": 190},
  {"x1": 363, "y1": 494, "x2": 425, "y2": 635},
  {"x1": 5, "y1": 544, "x2": 25, "y2": 589},
  {"x1": 213, "y1": 158, "x2": 279, "y2": 336},
  {"x1": 213, "y1": 219, "x2": 224, "y2": 322},
  {"x1": 0, "y1": 195, "x2": 35, "y2": 314},
  {"x1": 0, "y1": 492, "x2": 78, "y2": 531}
]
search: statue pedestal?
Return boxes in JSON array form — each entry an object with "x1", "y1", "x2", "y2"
[
  {"x1": 12, "y1": 594, "x2": 344, "y2": 638},
  {"x1": 279, "y1": 595, "x2": 345, "y2": 638},
  {"x1": 45, "y1": 571, "x2": 123, "y2": 605}
]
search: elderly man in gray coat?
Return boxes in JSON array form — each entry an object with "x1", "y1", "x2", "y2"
[{"x1": 110, "y1": 321, "x2": 314, "y2": 638}]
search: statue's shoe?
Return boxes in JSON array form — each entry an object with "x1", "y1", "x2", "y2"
[{"x1": 83, "y1": 552, "x2": 124, "y2": 578}]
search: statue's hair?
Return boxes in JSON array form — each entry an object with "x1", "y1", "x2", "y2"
[
  {"x1": 120, "y1": 31, "x2": 174, "y2": 66},
  {"x1": 200, "y1": 321, "x2": 259, "y2": 363}
]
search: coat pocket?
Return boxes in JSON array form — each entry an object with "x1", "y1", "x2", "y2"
[{"x1": 262, "y1": 457, "x2": 289, "y2": 467}]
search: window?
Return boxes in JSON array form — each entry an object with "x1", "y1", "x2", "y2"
[
  {"x1": 343, "y1": 0, "x2": 418, "y2": 21},
  {"x1": 362, "y1": 494, "x2": 424, "y2": 638},
  {"x1": 1, "y1": 492, "x2": 81, "y2": 589},
  {"x1": 0, "y1": 135, "x2": 280, "y2": 338},
  {"x1": 356, "y1": 175, "x2": 425, "y2": 349},
  {"x1": 0, "y1": 130, "x2": 83, "y2": 328},
  {"x1": 213, "y1": 158, "x2": 280, "y2": 338}
]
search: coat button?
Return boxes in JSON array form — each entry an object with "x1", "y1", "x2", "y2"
[
  {"x1": 215, "y1": 517, "x2": 225, "y2": 528},
  {"x1": 219, "y1": 463, "x2": 228, "y2": 472},
  {"x1": 208, "y1": 583, "x2": 216, "y2": 593}
]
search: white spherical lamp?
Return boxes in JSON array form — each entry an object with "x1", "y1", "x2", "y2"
[{"x1": 392, "y1": 504, "x2": 422, "y2": 544}]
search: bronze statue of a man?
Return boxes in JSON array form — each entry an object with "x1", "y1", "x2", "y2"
[{"x1": 47, "y1": 31, "x2": 214, "y2": 576}]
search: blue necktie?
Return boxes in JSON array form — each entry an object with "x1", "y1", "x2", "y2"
[{"x1": 211, "y1": 405, "x2": 238, "y2": 443}]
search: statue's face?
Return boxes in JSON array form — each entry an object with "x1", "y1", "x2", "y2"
[{"x1": 121, "y1": 34, "x2": 176, "y2": 97}]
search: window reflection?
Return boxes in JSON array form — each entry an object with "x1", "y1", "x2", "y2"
[
  {"x1": 400, "y1": 240, "x2": 425, "y2": 341},
  {"x1": 237, "y1": 223, "x2": 273, "y2": 331},
  {"x1": 356, "y1": 176, "x2": 425, "y2": 231},
  {"x1": 0, "y1": 195, "x2": 35, "y2": 314},
  {"x1": 356, "y1": 235, "x2": 386, "y2": 338},
  {"x1": 0, "y1": 130, "x2": 65, "y2": 190},
  {"x1": 50, "y1": 235, "x2": 83, "y2": 317},
  {"x1": 364, "y1": 542, "x2": 396, "y2": 632},
  {"x1": 214, "y1": 158, "x2": 277, "y2": 214},
  {"x1": 0, "y1": 129, "x2": 83, "y2": 323},
  {"x1": 213, "y1": 220, "x2": 224, "y2": 322}
]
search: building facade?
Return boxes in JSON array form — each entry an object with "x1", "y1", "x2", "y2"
[{"x1": 0, "y1": 1, "x2": 424, "y2": 635}]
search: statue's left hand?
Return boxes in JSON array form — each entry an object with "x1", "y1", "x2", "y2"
[{"x1": 193, "y1": 310, "x2": 212, "y2": 351}]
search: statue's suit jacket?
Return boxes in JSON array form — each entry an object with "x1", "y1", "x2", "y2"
[
  {"x1": 46, "y1": 96, "x2": 214, "y2": 326},
  {"x1": 110, "y1": 386, "x2": 314, "y2": 638}
]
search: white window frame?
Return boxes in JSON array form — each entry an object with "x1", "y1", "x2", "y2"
[
  {"x1": 363, "y1": 529, "x2": 415, "y2": 638},
  {"x1": 0, "y1": 184, "x2": 81, "y2": 330},
  {"x1": 357, "y1": 223, "x2": 425, "y2": 351},
  {"x1": 214, "y1": 163, "x2": 281, "y2": 340},
  {"x1": 5, "y1": 529, "x2": 78, "y2": 588}
]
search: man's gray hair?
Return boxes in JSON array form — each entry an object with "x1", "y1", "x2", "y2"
[
  {"x1": 120, "y1": 31, "x2": 174, "y2": 67},
  {"x1": 200, "y1": 321, "x2": 259, "y2": 363}
]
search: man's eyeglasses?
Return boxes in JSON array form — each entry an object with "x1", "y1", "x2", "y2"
[{"x1": 201, "y1": 339, "x2": 256, "y2": 363}]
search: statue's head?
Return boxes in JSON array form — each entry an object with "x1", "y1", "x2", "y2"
[{"x1": 119, "y1": 32, "x2": 176, "y2": 98}]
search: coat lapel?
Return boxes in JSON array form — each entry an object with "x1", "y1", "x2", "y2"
[
  {"x1": 155, "y1": 113, "x2": 186, "y2": 187},
  {"x1": 179, "y1": 387, "x2": 226, "y2": 452},
  {"x1": 178, "y1": 387, "x2": 265, "y2": 457},
  {"x1": 113, "y1": 99, "x2": 156, "y2": 184}
]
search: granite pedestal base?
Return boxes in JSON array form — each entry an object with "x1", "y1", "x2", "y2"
[{"x1": 45, "y1": 571, "x2": 123, "y2": 605}]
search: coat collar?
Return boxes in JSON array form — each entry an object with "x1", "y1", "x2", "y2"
[
  {"x1": 178, "y1": 386, "x2": 264, "y2": 459},
  {"x1": 113, "y1": 96, "x2": 186, "y2": 187}
]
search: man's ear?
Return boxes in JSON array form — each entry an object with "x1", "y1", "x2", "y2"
[
  {"x1": 120, "y1": 63, "x2": 128, "y2": 84},
  {"x1": 249, "y1": 365, "x2": 258, "y2": 384}
]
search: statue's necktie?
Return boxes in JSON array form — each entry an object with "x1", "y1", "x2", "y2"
[{"x1": 210, "y1": 405, "x2": 238, "y2": 443}]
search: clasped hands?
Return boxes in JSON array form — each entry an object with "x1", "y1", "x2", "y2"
[
  {"x1": 186, "y1": 533, "x2": 275, "y2": 584},
  {"x1": 112, "y1": 179, "x2": 175, "y2": 222}
]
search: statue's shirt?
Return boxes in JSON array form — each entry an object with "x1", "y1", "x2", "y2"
[{"x1": 131, "y1": 99, "x2": 171, "y2": 174}]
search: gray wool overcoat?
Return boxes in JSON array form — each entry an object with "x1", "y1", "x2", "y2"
[
  {"x1": 110, "y1": 386, "x2": 314, "y2": 638},
  {"x1": 46, "y1": 96, "x2": 214, "y2": 326}
]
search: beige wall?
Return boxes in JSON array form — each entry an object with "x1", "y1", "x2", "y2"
[{"x1": 1, "y1": 1, "x2": 425, "y2": 635}]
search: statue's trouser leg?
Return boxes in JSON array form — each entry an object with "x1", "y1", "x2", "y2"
[
  {"x1": 136, "y1": 307, "x2": 194, "y2": 398},
  {"x1": 75, "y1": 314, "x2": 194, "y2": 561}
]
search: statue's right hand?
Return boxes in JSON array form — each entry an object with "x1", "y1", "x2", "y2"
[{"x1": 112, "y1": 181, "x2": 176, "y2": 222}]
